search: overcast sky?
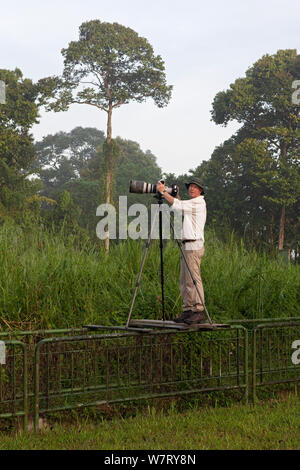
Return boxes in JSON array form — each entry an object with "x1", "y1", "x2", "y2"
[{"x1": 1, "y1": 0, "x2": 299, "y2": 175}]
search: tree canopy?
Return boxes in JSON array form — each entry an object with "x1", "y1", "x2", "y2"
[
  {"x1": 39, "y1": 20, "x2": 172, "y2": 114},
  {"x1": 0, "y1": 68, "x2": 42, "y2": 215}
]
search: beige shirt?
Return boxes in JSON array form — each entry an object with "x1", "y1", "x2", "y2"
[{"x1": 172, "y1": 195, "x2": 206, "y2": 250}]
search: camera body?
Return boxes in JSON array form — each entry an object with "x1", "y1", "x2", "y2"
[{"x1": 129, "y1": 180, "x2": 178, "y2": 197}]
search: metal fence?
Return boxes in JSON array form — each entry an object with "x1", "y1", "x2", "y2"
[
  {"x1": 34, "y1": 326, "x2": 247, "y2": 430},
  {"x1": 0, "y1": 341, "x2": 28, "y2": 429},
  {"x1": 252, "y1": 322, "x2": 300, "y2": 401},
  {"x1": 0, "y1": 319, "x2": 299, "y2": 432}
]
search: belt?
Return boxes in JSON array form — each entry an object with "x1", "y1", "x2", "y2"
[{"x1": 182, "y1": 239, "x2": 197, "y2": 244}]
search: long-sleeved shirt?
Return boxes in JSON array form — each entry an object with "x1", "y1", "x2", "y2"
[{"x1": 172, "y1": 195, "x2": 206, "y2": 250}]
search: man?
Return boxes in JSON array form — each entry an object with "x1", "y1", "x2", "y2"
[{"x1": 156, "y1": 177, "x2": 207, "y2": 325}]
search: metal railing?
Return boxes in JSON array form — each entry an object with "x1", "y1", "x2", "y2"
[
  {"x1": 252, "y1": 321, "x2": 300, "y2": 401},
  {"x1": 0, "y1": 319, "x2": 299, "y2": 431},
  {"x1": 34, "y1": 326, "x2": 247, "y2": 431},
  {"x1": 0, "y1": 341, "x2": 28, "y2": 430}
]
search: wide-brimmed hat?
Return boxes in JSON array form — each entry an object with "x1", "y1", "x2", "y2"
[{"x1": 185, "y1": 176, "x2": 205, "y2": 193}]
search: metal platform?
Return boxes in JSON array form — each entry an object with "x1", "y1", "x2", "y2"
[
  {"x1": 83, "y1": 324, "x2": 153, "y2": 333},
  {"x1": 84, "y1": 320, "x2": 231, "y2": 333},
  {"x1": 128, "y1": 319, "x2": 230, "y2": 331}
]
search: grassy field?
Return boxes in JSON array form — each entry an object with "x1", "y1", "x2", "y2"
[
  {"x1": 0, "y1": 219, "x2": 299, "y2": 331},
  {"x1": 0, "y1": 396, "x2": 299, "y2": 450}
]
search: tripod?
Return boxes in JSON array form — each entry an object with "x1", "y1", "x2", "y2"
[{"x1": 126, "y1": 194, "x2": 213, "y2": 328}]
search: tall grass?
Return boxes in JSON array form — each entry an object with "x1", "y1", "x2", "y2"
[{"x1": 0, "y1": 219, "x2": 299, "y2": 330}]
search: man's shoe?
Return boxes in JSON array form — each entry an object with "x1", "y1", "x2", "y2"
[
  {"x1": 173, "y1": 310, "x2": 193, "y2": 323},
  {"x1": 183, "y1": 311, "x2": 207, "y2": 325}
]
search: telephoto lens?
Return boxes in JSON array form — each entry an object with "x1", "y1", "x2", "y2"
[
  {"x1": 129, "y1": 180, "x2": 157, "y2": 194},
  {"x1": 129, "y1": 180, "x2": 178, "y2": 197}
]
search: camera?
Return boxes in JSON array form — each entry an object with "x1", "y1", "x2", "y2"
[{"x1": 129, "y1": 180, "x2": 178, "y2": 197}]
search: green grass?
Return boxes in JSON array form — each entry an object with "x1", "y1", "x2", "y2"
[
  {"x1": 1, "y1": 397, "x2": 300, "y2": 450},
  {"x1": 0, "y1": 218, "x2": 299, "y2": 330}
]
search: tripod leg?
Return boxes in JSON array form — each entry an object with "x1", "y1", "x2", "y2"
[
  {"x1": 169, "y1": 219, "x2": 213, "y2": 325},
  {"x1": 159, "y1": 205, "x2": 165, "y2": 321},
  {"x1": 126, "y1": 205, "x2": 160, "y2": 327}
]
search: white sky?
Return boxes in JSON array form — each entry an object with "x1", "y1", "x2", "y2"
[{"x1": 1, "y1": 0, "x2": 299, "y2": 175}]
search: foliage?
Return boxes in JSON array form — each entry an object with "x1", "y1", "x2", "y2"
[
  {"x1": 33, "y1": 126, "x2": 105, "y2": 176},
  {"x1": 34, "y1": 128, "x2": 163, "y2": 233},
  {"x1": 39, "y1": 20, "x2": 173, "y2": 114},
  {"x1": 84, "y1": 136, "x2": 163, "y2": 203},
  {"x1": 0, "y1": 68, "x2": 42, "y2": 216},
  {"x1": 44, "y1": 190, "x2": 82, "y2": 231},
  {"x1": 33, "y1": 127, "x2": 105, "y2": 198}
]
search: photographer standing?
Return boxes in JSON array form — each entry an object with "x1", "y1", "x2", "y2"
[{"x1": 157, "y1": 177, "x2": 207, "y2": 325}]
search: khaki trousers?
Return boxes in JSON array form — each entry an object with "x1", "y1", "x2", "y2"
[{"x1": 180, "y1": 246, "x2": 205, "y2": 313}]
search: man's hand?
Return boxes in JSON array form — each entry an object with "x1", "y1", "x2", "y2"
[
  {"x1": 157, "y1": 180, "x2": 165, "y2": 194},
  {"x1": 156, "y1": 180, "x2": 175, "y2": 205}
]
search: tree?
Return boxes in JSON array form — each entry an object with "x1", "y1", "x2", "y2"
[
  {"x1": 34, "y1": 127, "x2": 105, "y2": 198},
  {"x1": 34, "y1": 126, "x2": 105, "y2": 175},
  {"x1": 211, "y1": 49, "x2": 300, "y2": 251},
  {"x1": 83, "y1": 136, "x2": 162, "y2": 202},
  {"x1": 195, "y1": 138, "x2": 279, "y2": 246},
  {"x1": 0, "y1": 68, "x2": 41, "y2": 215},
  {"x1": 39, "y1": 20, "x2": 172, "y2": 251},
  {"x1": 35, "y1": 128, "x2": 163, "y2": 234},
  {"x1": 48, "y1": 189, "x2": 81, "y2": 230},
  {"x1": 78, "y1": 136, "x2": 163, "y2": 233}
]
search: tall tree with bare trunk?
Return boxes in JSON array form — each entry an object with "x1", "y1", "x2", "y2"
[{"x1": 39, "y1": 20, "x2": 172, "y2": 251}]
